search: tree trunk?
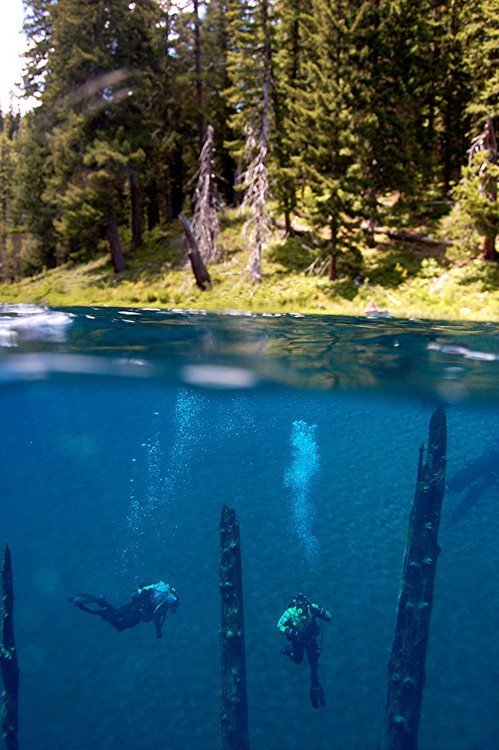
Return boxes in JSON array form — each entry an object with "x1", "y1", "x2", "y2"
[
  {"x1": 146, "y1": 182, "x2": 160, "y2": 231},
  {"x1": 130, "y1": 170, "x2": 143, "y2": 249},
  {"x1": 328, "y1": 254, "x2": 337, "y2": 281},
  {"x1": 220, "y1": 505, "x2": 249, "y2": 750},
  {"x1": 193, "y1": 0, "x2": 205, "y2": 150},
  {"x1": 1, "y1": 544, "x2": 20, "y2": 750},
  {"x1": 482, "y1": 235, "x2": 497, "y2": 262},
  {"x1": 383, "y1": 407, "x2": 447, "y2": 750},
  {"x1": 69, "y1": 236, "x2": 79, "y2": 256},
  {"x1": 178, "y1": 212, "x2": 211, "y2": 290},
  {"x1": 171, "y1": 143, "x2": 185, "y2": 219},
  {"x1": 106, "y1": 212, "x2": 126, "y2": 273}
]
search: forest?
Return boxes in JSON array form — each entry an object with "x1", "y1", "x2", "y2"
[{"x1": 0, "y1": 0, "x2": 497, "y2": 309}]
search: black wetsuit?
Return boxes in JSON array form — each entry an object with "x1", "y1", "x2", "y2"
[
  {"x1": 285, "y1": 619, "x2": 322, "y2": 686},
  {"x1": 72, "y1": 587, "x2": 173, "y2": 638},
  {"x1": 278, "y1": 599, "x2": 330, "y2": 708}
]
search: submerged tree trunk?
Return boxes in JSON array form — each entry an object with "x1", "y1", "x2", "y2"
[
  {"x1": 383, "y1": 407, "x2": 447, "y2": 750},
  {"x1": 1, "y1": 544, "x2": 20, "y2": 750},
  {"x1": 178, "y1": 212, "x2": 211, "y2": 290},
  {"x1": 106, "y1": 212, "x2": 126, "y2": 273},
  {"x1": 220, "y1": 505, "x2": 249, "y2": 750}
]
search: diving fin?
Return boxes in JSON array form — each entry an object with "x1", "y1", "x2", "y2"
[
  {"x1": 310, "y1": 682, "x2": 326, "y2": 709},
  {"x1": 69, "y1": 594, "x2": 108, "y2": 613}
]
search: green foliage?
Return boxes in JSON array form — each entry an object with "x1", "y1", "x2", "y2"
[
  {"x1": 453, "y1": 157, "x2": 499, "y2": 238},
  {"x1": 1, "y1": 206, "x2": 497, "y2": 320},
  {"x1": 3, "y1": 0, "x2": 498, "y2": 287}
]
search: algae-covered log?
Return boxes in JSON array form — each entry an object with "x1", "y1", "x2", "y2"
[
  {"x1": 1, "y1": 545, "x2": 20, "y2": 750},
  {"x1": 219, "y1": 505, "x2": 249, "y2": 750},
  {"x1": 383, "y1": 407, "x2": 447, "y2": 750}
]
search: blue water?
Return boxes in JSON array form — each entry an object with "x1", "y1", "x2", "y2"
[{"x1": 1, "y1": 305, "x2": 498, "y2": 749}]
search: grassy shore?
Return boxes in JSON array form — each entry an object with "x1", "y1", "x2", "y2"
[{"x1": 0, "y1": 210, "x2": 498, "y2": 320}]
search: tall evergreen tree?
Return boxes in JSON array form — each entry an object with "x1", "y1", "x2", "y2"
[
  {"x1": 202, "y1": 0, "x2": 237, "y2": 202},
  {"x1": 289, "y1": 0, "x2": 361, "y2": 279}
]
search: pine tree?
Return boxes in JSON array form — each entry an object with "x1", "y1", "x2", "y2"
[
  {"x1": 0, "y1": 118, "x2": 15, "y2": 275},
  {"x1": 22, "y1": 0, "x2": 55, "y2": 100},
  {"x1": 10, "y1": 109, "x2": 58, "y2": 274},
  {"x1": 270, "y1": 0, "x2": 308, "y2": 234},
  {"x1": 202, "y1": 0, "x2": 238, "y2": 203},
  {"x1": 461, "y1": 0, "x2": 499, "y2": 128},
  {"x1": 288, "y1": 0, "x2": 361, "y2": 279}
]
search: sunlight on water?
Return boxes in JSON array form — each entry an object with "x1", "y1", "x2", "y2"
[{"x1": 284, "y1": 420, "x2": 320, "y2": 565}]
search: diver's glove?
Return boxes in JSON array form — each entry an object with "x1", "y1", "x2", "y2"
[{"x1": 285, "y1": 627, "x2": 299, "y2": 641}]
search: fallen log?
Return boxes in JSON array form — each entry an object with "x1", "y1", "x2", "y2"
[
  {"x1": 383, "y1": 407, "x2": 447, "y2": 750},
  {"x1": 219, "y1": 505, "x2": 249, "y2": 750},
  {"x1": 178, "y1": 212, "x2": 211, "y2": 290},
  {"x1": 381, "y1": 228, "x2": 453, "y2": 247},
  {"x1": 1, "y1": 544, "x2": 20, "y2": 750}
]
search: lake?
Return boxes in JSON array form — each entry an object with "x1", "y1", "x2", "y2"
[{"x1": 1, "y1": 304, "x2": 498, "y2": 749}]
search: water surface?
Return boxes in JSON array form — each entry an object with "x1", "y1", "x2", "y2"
[{"x1": 1, "y1": 305, "x2": 498, "y2": 749}]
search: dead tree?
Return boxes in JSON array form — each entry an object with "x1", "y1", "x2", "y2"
[
  {"x1": 178, "y1": 212, "x2": 211, "y2": 290},
  {"x1": 240, "y1": 118, "x2": 270, "y2": 285},
  {"x1": 240, "y1": 0, "x2": 273, "y2": 285},
  {"x1": 191, "y1": 125, "x2": 221, "y2": 265},
  {"x1": 467, "y1": 116, "x2": 498, "y2": 261},
  {"x1": 219, "y1": 505, "x2": 249, "y2": 750},
  {"x1": 383, "y1": 407, "x2": 447, "y2": 750},
  {"x1": 1, "y1": 545, "x2": 20, "y2": 750}
]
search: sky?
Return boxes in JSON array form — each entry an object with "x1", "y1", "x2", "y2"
[{"x1": 0, "y1": 0, "x2": 27, "y2": 113}]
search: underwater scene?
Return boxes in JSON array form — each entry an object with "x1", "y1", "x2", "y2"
[{"x1": 1, "y1": 304, "x2": 498, "y2": 750}]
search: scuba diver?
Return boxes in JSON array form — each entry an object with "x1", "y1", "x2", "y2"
[
  {"x1": 69, "y1": 581, "x2": 179, "y2": 639},
  {"x1": 278, "y1": 592, "x2": 331, "y2": 708}
]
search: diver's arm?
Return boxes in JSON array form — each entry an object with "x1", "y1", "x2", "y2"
[
  {"x1": 312, "y1": 603, "x2": 332, "y2": 622},
  {"x1": 277, "y1": 610, "x2": 299, "y2": 640},
  {"x1": 277, "y1": 610, "x2": 291, "y2": 634}
]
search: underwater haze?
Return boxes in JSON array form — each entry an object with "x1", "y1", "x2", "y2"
[{"x1": 1, "y1": 304, "x2": 498, "y2": 750}]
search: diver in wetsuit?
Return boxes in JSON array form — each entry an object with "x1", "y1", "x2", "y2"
[
  {"x1": 278, "y1": 592, "x2": 331, "y2": 708},
  {"x1": 69, "y1": 581, "x2": 179, "y2": 638}
]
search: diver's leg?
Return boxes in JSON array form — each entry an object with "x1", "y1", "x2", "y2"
[
  {"x1": 69, "y1": 594, "x2": 111, "y2": 615},
  {"x1": 306, "y1": 637, "x2": 325, "y2": 708},
  {"x1": 70, "y1": 595, "x2": 133, "y2": 631},
  {"x1": 100, "y1": 603, "x2": 142, "y2": 632},
  {"x1": 282, "y1": 640, "x2": 305, "y2": 664}
]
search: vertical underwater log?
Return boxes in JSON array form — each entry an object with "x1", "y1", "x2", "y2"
[
  {"x1": 219, "y1": 505, "x2": 249, "y2": 750},
  {"x1": 383, "y1": 407, "x2": 447, "y2": 750},
  {"x1": 1, "y1": 545, "x2": 20, "y2": 750}
]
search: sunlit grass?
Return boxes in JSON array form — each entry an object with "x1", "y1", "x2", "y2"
[{"x1": 0, "y1": 208, "x2": 497, "y2": 320}]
